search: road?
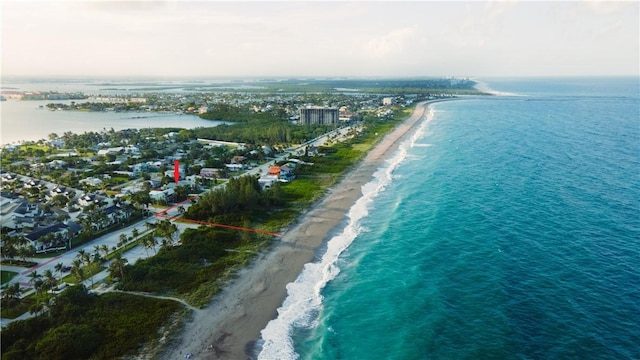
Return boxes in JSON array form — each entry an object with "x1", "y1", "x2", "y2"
[{"x1": 0, "y1": 124, "x2": 355, "y2": 327}]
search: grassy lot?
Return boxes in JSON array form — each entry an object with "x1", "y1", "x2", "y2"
[{"x1": 1, "y1": 270, "x2": 18, "y2": 285}]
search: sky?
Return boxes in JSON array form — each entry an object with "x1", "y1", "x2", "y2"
[{"x1": 1, "y1": 0, "x2": 639, "y2": 78}]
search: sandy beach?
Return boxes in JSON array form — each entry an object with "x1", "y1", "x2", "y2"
[{"x1": 159, "y1": 99, "x2": 441, "y2": 360}]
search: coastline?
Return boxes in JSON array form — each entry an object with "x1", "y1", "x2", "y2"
[{"x1": 159, "y1": 99, "x2": 450, "y2": 359}]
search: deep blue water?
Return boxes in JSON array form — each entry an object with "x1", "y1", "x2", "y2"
[{"x1": 258, "y1": 77, "x2": 640, "y2": 359}]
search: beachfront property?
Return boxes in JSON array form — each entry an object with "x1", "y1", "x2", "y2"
[
  {"x1": 266, "y1": 164, "x2": 296, "y2": 182},
  {"x1": 299, "y1": 106, "x2": 339, "y2": 125},
  {"x1": 258, "y1": 175, "x2": 278, "y2": 189}
]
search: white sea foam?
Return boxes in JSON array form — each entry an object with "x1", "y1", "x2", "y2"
[
  {"x1": 473, "y1": 79, "x2": 522, "y2": 97},
  {"x1": 257, "y1": 104, "x2": 435, "y2": 360}
]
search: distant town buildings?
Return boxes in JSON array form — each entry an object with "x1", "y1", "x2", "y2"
[
  {"x1": 382, "y1": 97, "x2": 395, "y2": 106},
  {"x1": 299, "y1": 106, "x2": 339, "y2": 125}
]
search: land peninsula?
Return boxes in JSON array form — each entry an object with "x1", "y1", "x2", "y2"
[{"x1": 1, "y1": 78, "x2": 484, "y2": 359}]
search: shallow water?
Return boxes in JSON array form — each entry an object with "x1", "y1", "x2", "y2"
[{"x1": 259, "y1": 77, "x2": 640, "y2": 359}]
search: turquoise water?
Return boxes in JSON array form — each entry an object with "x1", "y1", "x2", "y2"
[{"x1": 258, "y1": 77, "x2": 640, "y2": 359}]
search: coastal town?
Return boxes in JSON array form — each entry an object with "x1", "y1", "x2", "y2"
[
  {"x1": 1, "y1": 78, "x2": 481, "y2": 358},
  {"x1": 3, "y1": 1, "x2": 637, "y2": 359}
]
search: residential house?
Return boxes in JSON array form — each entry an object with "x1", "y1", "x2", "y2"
[
  {"x1": 259, "y1": 175, "x2": 279, "y2": 189},
  {"x1": 103, "y1": 204, "x2": 133, "y2": 225},
  {"x1": 130, "y1": 162, "x2": 149, "y2": 174},
  {"x1": 200, "y1": 168, "x2": 221, "y2": 179},
  {"x1": 48, "y1": 186, "x2": 69, "y2": 197},
  {"x1": 2, "y1": 173, "x2": 18, "y2": 182},
  {"x1": 79, "y1": 177, "x2": 103, "y2": 188},
  {"x1": 23, "y1": 179, "x2": 41, "y2": 189},
  {"x1": 267, "y1": 165, "x2": 295, "y2": 182},
  {"x1": 164, "y1": 164, "x2": 185, "y2": 180},
  {"x1": 225, "y1": 164, "x2": 245, "y2": 172},
  {"x1": 268, "y1": 166, "x2": 282, "y2": 177},
  {"x1": 47, "y1": 159, "x2": 67, "y2": 169},
  {"x1": 149, "y1": 188, "x2": 175, "y2": 203},
  {"x1": 279, "y1": 165, "x2": 295, "y2": 182},
  {"x1": 96, "y1": 147, "x2": 124, "y2": 156},
  {"x1": 231, "y1": 155, "x2": 247, "y2": 164},
  {"x1": 77, "y1": 193, "x2": 106, "y2": 207},
  {"x1": 24, "y1": 222, "x2": 70, "y2": 251},
  {"x1": 46, "y1": 186, "x2": 72, "y2": 201}
]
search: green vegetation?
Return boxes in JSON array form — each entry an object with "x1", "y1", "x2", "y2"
[
  {"x1": 1, "y1": 293, "x2": 35, "y2": 319},
  {"x1": 187, "y1": 118, "x2": 335, "y2": 145},
  {"x1": 122, "y1": 227, "x2": 268, "y2": 307},
  {"x1": 184, "y1": 176, "x2": 282, "y2": 224},
  {"x1": 198, "y1": 102, "x2": 285, "y2": 122},
  {"x1": 1, "y1": 270, "x2": 18, "y2": 285},
  {"x1": 116, "y1": 103, "x2": 417, "y2": 309},
  {"x1": 1, "y1": 285, "x2": 181, "y2": 360},
  {"x1": 194, "y1": 78, "x2": 483, "y2": 95}
]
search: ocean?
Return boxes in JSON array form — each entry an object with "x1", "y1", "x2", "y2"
[{"x1": 258, "y1": 77, "x2": 640, "y2": 359}]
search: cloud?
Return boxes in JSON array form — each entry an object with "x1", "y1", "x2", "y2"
[
  {"x1": 584, "y1": 0, "x2": 632, "y2": 15},
  {"x1": 364, "y1": 27, "x2": 417, "y2": 58}
]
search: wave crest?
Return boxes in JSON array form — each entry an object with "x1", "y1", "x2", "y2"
[{"x1": 257, "y1": 105, "x2": 435, "y2": 359}]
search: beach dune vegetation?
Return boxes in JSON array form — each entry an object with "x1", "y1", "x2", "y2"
[{"x1": 1, "y1": 285, "x2": 180, "y2": 360}]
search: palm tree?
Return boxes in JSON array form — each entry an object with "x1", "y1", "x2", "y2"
[
  {"x1": 1, "y1": 283, "x2": 22, "y2": 308},
  {"x1": 92, "y1": 247, "x2": 102, "y2": 265},
  {"x1": 71, "y1": 258, "x2": 86, "y2": 285},
  {"x1": 144, "y1": 221, "x2": 155, "y2": 232},
  {"x1": 100, "y1": 244, "x2": 109, "y2": 259},
  {"x1": 28, "y1": 270, "x2": 44, "y2": 296},
  {"x1": 54, "y1": 262, "x2": 64, "y2": 281},
  {"x1": 29, "y1": 299, "x2": 45, "y2": 317},
  {"x1": 142, "y1": 234, "x2": 158, "y2": 255},
  {"x1": 42, "y1": 269, "x2": 57, "y2": 297},
  {"x1": 109, "y1": 252, "x2": 128, "y2": 281},
  {"x1": 93, "y1": 245, "x2": 102, "y2": 259},
  {"x1": 155, "y1": 219, "x2": 178, "y2": 248},
  {"x1": 119, "y1": 232, "x2": 128, "y2": 246},
  {"x1": 77, "y1": 248, "x2": 87, "y2": 262},
  {"x1": 1, "y1": 242, "x2": 17, "y2": 264},
  {"x1": 28, "y1": 270, "x2": 42, "y2": 286},
  {"x1": 40, "y1": 233, "x2": 55, "y2": 250},
  {"x1": 77, "y1": 249, "x2": 91, "y2": 268},
  {"x1": 131, "y1": 227, "x2": 139, "y2": 241},
  {"x1": 79, "y1": 216, "x2": 95, "y2": 237},
  {"x1": 89, "y1": 252, "x2": 101, "y2": 288},
  {"x1": 17, "y1": 246, "x2": 33, "y2": 263},
  {"x1": 141, "y1": 236, "x2": 151, "y2": 256}
]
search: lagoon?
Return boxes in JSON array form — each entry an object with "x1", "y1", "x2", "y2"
[{"x1": 0, "y1": 100, "x2": 224, "y2": 145}]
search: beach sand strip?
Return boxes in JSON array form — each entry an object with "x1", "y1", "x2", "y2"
[{"x1": 159, "y1": 100, "x2": 440, "y2": 360}]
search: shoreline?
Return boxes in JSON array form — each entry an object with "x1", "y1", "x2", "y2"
[{"x1": 159, "y1": 98, "x2": 452, "y2": 360}]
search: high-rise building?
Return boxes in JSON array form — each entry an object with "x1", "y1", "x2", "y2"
[{"x1": 299, "y1": 106, "x2": 339, "y2": 125}]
